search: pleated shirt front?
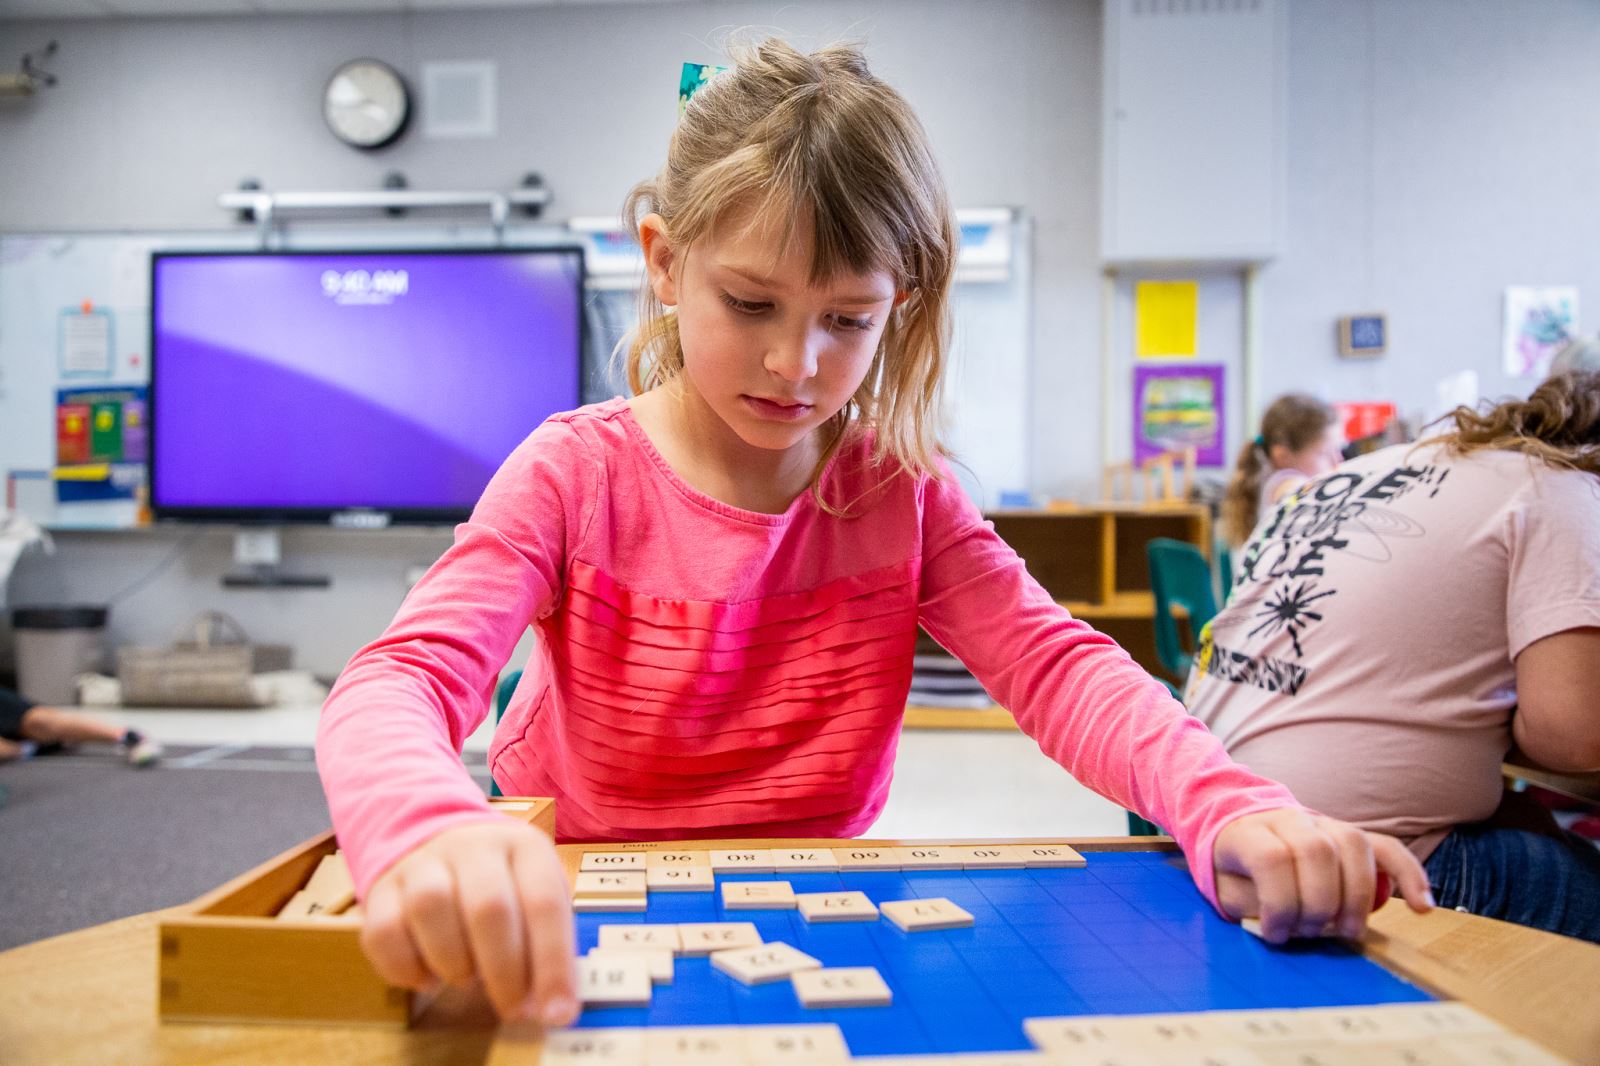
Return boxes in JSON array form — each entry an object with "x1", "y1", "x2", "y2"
[{"x1": 319, "y1": 398, "x2": 1299, "y2": 907}]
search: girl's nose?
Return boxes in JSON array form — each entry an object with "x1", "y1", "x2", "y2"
[{"x1": 765, "y1": 331, "x2": 820, "y2": 382}]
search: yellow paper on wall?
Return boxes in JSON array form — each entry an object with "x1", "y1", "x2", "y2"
[{"x1": 1135, "y1": 280, "x2": 1198, "y2": 358}]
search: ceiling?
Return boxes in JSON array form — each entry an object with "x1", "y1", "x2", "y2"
[{"x1": 0, "y1": 0, "x2": 697, "y2": 18}]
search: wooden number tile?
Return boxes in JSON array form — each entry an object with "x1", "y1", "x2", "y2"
[
  {"x1": 275, "y1": 890, "x2": 317, "y2": 919},
  {"x1": 587, "y1": 946, "x2": 673, "y2": 984},
  {"x1": 1023, "y1": 1016, "x2": 1128, "y2": 1053},
  {"x1": 795, "y1": 891, "x2": 879, "y2": 923},
  {"x1": 741, "y1": 1023, "x2": 851, "y2": 1063},
  {"x1": 574, "y1": 871, "x2": 647, "y2": 899},
  {"x1": 834, "y1": 847, "x2": 900, "y2": 871},
  {"x1": 880, "y1": 897, "x2": 975, "y2": 932},
  {"x1": 537, "y1": 1027, "x2": 647, "y2": 1063},
  {"x1": 646, "y1": 1027, "x2": 745, "y2": 1065},
  {"x1": 1018, "y1": 844, "x2": 1086, "y2": 868},
  {"x1": 709, "y1": 849, "x2": 775, "y2": 873},
  {"x1": 722, "y1": 880, "x2": 797, "y2": 910},
  {"x1": 301, "y1": 852, "x2": 357, "y2": 913},
  {"x1": 597, "y1": 923, "x2": 681, "y2": 954},
  {"x1": 646, "y1": 865, "x2": 714, "y2": 893},
  {"x1": 576, "y1": 954, "x2": 652, "y2": 1008},
  {"x1": 644, "y1": 850, "x2": 709, "y2": 871},
  {"x1": 790, "y1": 966, "x2": 893, "y2": 1008},
  {"x1": 709, "y1": 941, "x2": 823, "y2": 986},
  {"x1": 580, "y1": 852, "x2": 647, "y2": 872},
  {"x1": 676, "y1": 921, "x2": 763, "y2": 956},
  {"x1": 954, "y1": 846, "x2": 1027, "y2": 869},
  {"x1": 890, "y1": 846, "x2": 964, "y2": 870},
  {"x1": 770, "y1": 848, "x2": 839, "y2": 872},
  {"x1": 1436, "y1": 1035, "x2": 1570, "y2": 1065},
  {"x1": 573, "y1": 896, "x2": 647, "y2": 913}
]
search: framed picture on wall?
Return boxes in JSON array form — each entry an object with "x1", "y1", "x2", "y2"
[
  {"x1": 1503, "y1": 286, "x2": 1578, "y2": 378},
  {"x1": 1133, "y1": 363, "x2": 1226, "y2": 467},
  {"x1": 1337, "y1": 313, "x2": 1386, "y2": 358}
]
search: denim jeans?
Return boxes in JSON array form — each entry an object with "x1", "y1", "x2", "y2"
[{"x1": 1423, "y1": 822, "x2": 1600, "y2": 944}]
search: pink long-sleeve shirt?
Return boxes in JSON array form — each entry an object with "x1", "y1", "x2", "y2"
[{"x1": 317, "y1": 398, "x2": 1301, "y2": 907}]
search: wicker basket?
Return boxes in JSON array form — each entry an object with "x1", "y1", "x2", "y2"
[{"x1": 117, "y1": 612, "x2": 270, "y2": 708}]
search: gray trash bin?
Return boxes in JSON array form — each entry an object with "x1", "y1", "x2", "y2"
[{"x1": 11, "y1": 606, "x2": 110, "y2": 706}]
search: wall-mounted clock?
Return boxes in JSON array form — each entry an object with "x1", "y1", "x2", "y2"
[{"x1": 322, "y1": 59, "x2": 411, "y2": 150}]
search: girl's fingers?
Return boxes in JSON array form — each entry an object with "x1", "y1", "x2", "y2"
[
  {"x1": 1286, "y1": 819, "x2": 1344, "y2": 940},
  {"x1": 454, "y1": 850, "x2": 531, "y2": 1020},
  {"x1": 1370, "y1": 832, "x2": 1436, "y2": 913},
  {"x1": 360, "y1": 876, "x2": 433, "y2": 989},
  {"x1": 1234, "y1": 821, "x2": 1301, "y2": 943},
  {"x1": 401, "y1": 860, "x2": 477, "y2": 985},
  {"x1": 1214, "y1": 868, "x2": 1259, "y2": 921},
  {"x1": 1325, "y1": 820, "x2": 1375, "y2": 940},
  {"x1": 512, "y1": 838, "x2": 578, "y2": 1027}
]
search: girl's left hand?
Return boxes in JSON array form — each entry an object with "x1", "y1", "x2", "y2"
[{"x1": 1212, "y1": 808, "x2": 1435, "y2": 943}]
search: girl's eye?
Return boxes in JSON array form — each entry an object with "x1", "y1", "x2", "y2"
[
  {"x1": 832, "y1": 314, "x2": 875, "y2": 332},
  {"x1": 720, "y1": 293, "x2": 769, "y2": 315}
]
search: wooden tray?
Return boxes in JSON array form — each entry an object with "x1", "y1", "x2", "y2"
[{"x1": 157, "y1": 796, "x2": 556, "y2": 1027}]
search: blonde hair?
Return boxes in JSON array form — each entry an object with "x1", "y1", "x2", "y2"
[
  {"x1": 1423, "y1": 370, "x2": 1600, "y2": 475},
  {"x1": 1222, "y1": 393, "x2": 1338, "y2": 547},
  {"x1": 620, "y1": 38, "x2": 957, "y2": 508}
]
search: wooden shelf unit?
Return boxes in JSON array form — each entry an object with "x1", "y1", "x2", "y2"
[{"x1": 905, "y1": 503, "x2": 1210, "y2": 732}]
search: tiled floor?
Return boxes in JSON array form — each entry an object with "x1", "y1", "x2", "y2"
[{"x1": 80, "y1": 703, "x2": 1130, "y2": 840}]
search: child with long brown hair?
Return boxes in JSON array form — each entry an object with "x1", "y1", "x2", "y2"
[
  {"x1": 1189, "y1": 370, "x2": 1600, "y2": 942},
  {"x1": 316, "y1": 38, "x2": 1429, "y2": 1026},
  {"x1": 1221, "y1": 394, "x2": 1343, "y2": 547}
]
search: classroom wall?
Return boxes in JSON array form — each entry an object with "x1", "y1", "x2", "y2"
[
  {"x1": 1260, "y1": 0, "x2": 1600, "y2": 417},
  {"x1": 0, "y1": 0, "x2": 1099, "y2": 677},
  {"x1": 2, "y1": 0, "x2": 1598, "y2": 679}
]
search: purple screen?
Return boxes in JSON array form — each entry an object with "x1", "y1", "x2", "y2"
[{"x1": 151, "y1": 250, "x2": 582, "y2": 517}]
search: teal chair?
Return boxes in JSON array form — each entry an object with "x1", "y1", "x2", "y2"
[
  {"x1": 488, "y1": 670, "x2": 523, "y2": 797},
  {"x1": 1147, "y1": 537, "x2": 1220, "y2": 681},
  {"x1": 1128, "y1": 538, "x2": 1221, "y2": 837},
  {"x1": 1217, "y1": 544, "x2": 1233, "y2": 603}
]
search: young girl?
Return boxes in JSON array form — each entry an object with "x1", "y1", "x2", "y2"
[
  {"x1": 316, "y1": 39, "x2": 1430, "y2": 1026},
  {"x1": 1221, "y1": 394, "x2": 1344, "y2": 548},
  {"x1": 1188, "y1": 370, "x2": 1600, "y2": 942}
]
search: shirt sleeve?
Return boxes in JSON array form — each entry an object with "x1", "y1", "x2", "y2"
[
  {"x1": 315, "y1": 416, "x2": 600, "y2": 897},
  {"x1": 1505, "y1": 468, "x2": 1600, "y2": 658},
  {"x1": 915, "y1": 466, "x2": 1303, "y2": 912}
]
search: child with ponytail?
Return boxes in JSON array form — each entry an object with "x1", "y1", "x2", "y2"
[{"x1": 1221, "y1": 394, "x2": 1343, "y2": 548}]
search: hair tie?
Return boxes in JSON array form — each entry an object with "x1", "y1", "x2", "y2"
[
  {"x1": 678, "y1": 62, "x2": 728, "y2": 115},
  {"x1": 1253, "y1": 435, "x2": 1267, "y2": 451}
]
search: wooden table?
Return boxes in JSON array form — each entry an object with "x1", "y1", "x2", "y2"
[
  {"x1": 2, "y1": 836, "x2": 1596, "y2": 1065},
  {"x1": 1503, "y1": 759, "x2": 1600, "y2": 807}
]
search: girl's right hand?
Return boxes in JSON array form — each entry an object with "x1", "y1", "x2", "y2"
[{"x1": 360, "y1": 820, "x2": 579, "y2": 1025}]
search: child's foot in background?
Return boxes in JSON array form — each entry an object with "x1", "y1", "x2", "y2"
[{"x1": 120, "y1": 730, "x2": 163, "y2": 768}]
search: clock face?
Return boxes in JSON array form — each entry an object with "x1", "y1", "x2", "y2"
[{"x1": 323, "y1": 59, "x2": 410, "y2": 149}]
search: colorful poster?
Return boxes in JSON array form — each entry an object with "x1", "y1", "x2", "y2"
[
  {"x1": 1503, "y1": 286, "x2": 1578, "y2": 378},
  {"x1": 1135, "y1": 280, "x2": 1198, "y2": 358},
  {"x1": 1333, "y1": 401, "x2": 1397, "y2": 447},
  {"x1": 1134, "y1": 364, "x2": 1225, "y2": 466},
  {"x1": 54, "y1": 386, "x2": 149, "y2": 504}
]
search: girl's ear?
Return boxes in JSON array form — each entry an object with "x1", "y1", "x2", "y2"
[
  {"x1": 639, "y1": 213, "x2": 680, "y2": 307},
  {"x1": 1267, "y1": 442, "x2": 1293, "y2": 469}
]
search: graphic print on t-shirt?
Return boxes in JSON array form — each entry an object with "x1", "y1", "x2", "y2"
[{"x1": 1194, "y1": 459, "x2": 1452, "y2": 696}]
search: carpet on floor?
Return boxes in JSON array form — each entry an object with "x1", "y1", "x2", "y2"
[{"x1": 0, "y1": 744, "x2": 491, "y2": 951}]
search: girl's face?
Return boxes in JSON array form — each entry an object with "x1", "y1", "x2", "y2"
[
  {"x1": 1283, "y1": 423, "x2": 1346, "y2": 477},
  {"x1": 642, "y1": 208, "x2": 900, "y2": 456}
]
